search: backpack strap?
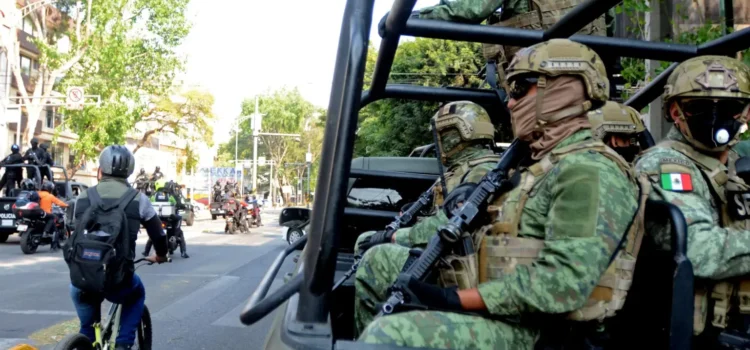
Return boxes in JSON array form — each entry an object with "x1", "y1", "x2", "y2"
[
  {"x1": 87, "y1": 187, "x2": 103, "y2": 208},
  {"x1": 115, "y1": 188, "x2": 139, "y2": 211}
]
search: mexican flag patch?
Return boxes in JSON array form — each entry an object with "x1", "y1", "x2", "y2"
[{"x1": 661, "y1": 173, "x2": 693, "y2": 192}]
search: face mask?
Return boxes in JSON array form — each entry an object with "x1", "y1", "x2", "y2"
[
  {"x1": 683, "y1": 100, "x2": 745, "y2": 149},
  {"x1": 616, "y1": 146, "x2": 641, "y2": 163}
]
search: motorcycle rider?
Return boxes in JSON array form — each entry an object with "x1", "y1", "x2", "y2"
[
  {"x1": 0, "y1": 144, "x2": 24, "y2": 196},
  {"x1": 134, "y1": 168, "x2": 150, "y2": 192},
  {"x1": 142, "y1": 179, "x2": 189, "y2": 258},
  {"x1": 150, "y1": 166, "x2": 163, "y2": 182},
  {"x1": 38, "y1": 180, "x2": 68, "y2": 251},
  {"x1": 248, "y1": 194, "x2": 262, "y2": 226},
  {"x1": 212, "y1": 180, "x2": 223, "y2": 202},
  {"x1": 68, "y1": 145, "x2": 168, "y2": 350},
  {"x1": 23, "y1": 138, "x2": 45, "y2": 180},
  {"x1": 226, "y1": 191, "x2": 248, "y2": 232},
  {"x1": 39, "y1": 143, "x2": 54, "y2": 181}
]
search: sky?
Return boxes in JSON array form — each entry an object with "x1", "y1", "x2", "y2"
[{"x1": 175, "y1": 0, "x2": 436, "y2": 149}]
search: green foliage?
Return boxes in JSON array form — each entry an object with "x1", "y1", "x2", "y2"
[
  {"x1": 355, "y1": 39, "x2": 485, "y2": 157},
  {"x1": 51, "y1": 0, "x2": 191, "y2": 173},
  {"x1": 217, "y1": 87, "x2": 326, "y2": 196},
  {"x1": 132, "y1": 89, "x2": 216, "y2": 153}
]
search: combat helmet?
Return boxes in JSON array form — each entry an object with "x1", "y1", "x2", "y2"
[
  {"x1": 588, "y1": 101, "x2": 645, "y2": 141},
  {"x1": 663, "y1": 55, "x2": 750, "y2": 152},
  {"x1": 430, "y1": 101, "x2": 495, "y2": 164},
  {"x1": 505, "y1": 39, "x2": 609, "y2": 124}
]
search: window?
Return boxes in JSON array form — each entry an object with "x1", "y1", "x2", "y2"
[
  {"x1": 347, "y1": 185, "x2": 404, "y2": 212},
  {"x1": 22, "y1": 17, "x2": 34, "y2": 36},
  {"x1": 45, "y1": 108, "x2": 54, "y2": 128},
  {"x1": 20, "y1": 56, "x2": 30, "y2": 76},
  {"x1": 53, "y1": 144, "x2": 64, "y2": 167}
]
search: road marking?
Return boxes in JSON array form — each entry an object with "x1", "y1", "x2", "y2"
[
  {"x1": 152, "y1": 275, "x2": 240, "y2": 321},
  {"x1": 0, "y1": 256, "x2": 60, "y2": 268},
  {"x1": 0, "y1": 309, "x2": 77, "y2": 316}
]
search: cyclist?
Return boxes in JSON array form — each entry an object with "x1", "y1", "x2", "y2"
[
  {"x1": 38, "y1": 180, "x2": 68, "y2": 251},
  {"x1": 67, "y1": 145, "x2": 168, "y2": 350}
]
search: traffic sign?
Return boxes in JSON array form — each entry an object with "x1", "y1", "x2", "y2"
[
  {"x1": 258, "y1": 157, "x2": 266, "y2": 166},
  {"x1": 66, "y1": 86, "x2": 84, "y2": 110}
]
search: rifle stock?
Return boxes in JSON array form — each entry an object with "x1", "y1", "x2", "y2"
[{"x1": 377, "y1": 139, "x2": 529, "y2": 317}]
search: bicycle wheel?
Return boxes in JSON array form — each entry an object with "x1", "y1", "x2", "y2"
[
  {"x1": 136, "y1": 305, "x2": 153, "y2": 350},
  {"x1": 54, "y1": 333, "x2": 93, "y2": 350}
]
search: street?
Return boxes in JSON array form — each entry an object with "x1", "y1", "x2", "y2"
[{"x1": 0, "y1": 209, "x2": 294, "y2": 350}]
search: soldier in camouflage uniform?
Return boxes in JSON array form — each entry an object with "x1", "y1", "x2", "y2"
[
  {"x1": 633, "y1": 56, "x2": 750, "y2": 341},
  {"x1": 354, "y1": 101, "x2": 501, "y2": 253},
  {"x1": 588, "y1": 101, "x2": 647, "y2": 162},
  {"x1": 356, "y1": 39, "x2": 640, "y2": 348},
  {"x1": 417, "y1": 0, "x2": 613, "y2": 95}
]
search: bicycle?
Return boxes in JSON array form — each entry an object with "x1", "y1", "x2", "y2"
[{"x1": 53, "y1": 257, "x2": 171, "y2": 350}]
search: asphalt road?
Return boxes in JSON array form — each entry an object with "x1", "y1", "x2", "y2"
[{"x1": 0, "y1": 209, "x2": 296, "y2": 350}]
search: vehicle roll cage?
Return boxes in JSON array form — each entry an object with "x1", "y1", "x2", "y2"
[{"x1": 240, "y1": 0, "x2": 749, "y2": 347}]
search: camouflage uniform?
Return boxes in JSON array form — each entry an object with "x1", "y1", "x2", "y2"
[
  {"x1": 418, "y1": 0, "x2": 611, "y2": 68},
  {"x1": 357, "y1": 40, "x2": 640, "y2": 347},
  {"x1": 354, "y1": 101, "x2": 501, "y2": 333},
  {"x1": 633, "y1": 56, "x2": 750, "y2": 335},
  {"x1": 354, "y1": 102, "x2": 501, "y2": 252}
]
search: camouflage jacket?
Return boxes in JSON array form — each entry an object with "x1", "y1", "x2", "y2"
[
  {"x1": 393, "y1": 147, "x2": 499, "y2": 247},
  {"x1": 477, "y1": 129, "x2": 637, "y2": 316},
  {"x1": 634, "y1": 127, "x2": 750, "y2": 280},
  {"x1": 418, "y1": 0, "x2": 614, "y2": 34}
]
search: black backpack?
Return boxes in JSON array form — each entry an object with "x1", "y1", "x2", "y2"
[{"x1": 64, "y1": 187, "x2": 138, "y2": 293}]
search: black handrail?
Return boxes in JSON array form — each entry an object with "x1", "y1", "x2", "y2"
[
  {"x1": 624, "y1": 63, "x2": 678, "y2": 111},
  {"x1": 361, "y1": 84, "x2": 498, "y2": 108},
  {"x1": 369, "y1": 0, "x2": 418, "y2": 96},
  {"x1": 239, "y1": 236, "x2": 307, "y2": 325},
  {"x1": 298, "y1": 0, "x2": 374, "y2": 324},
  {"x1": 646, "y1": 199, "x2": 693, "y2": 350}
]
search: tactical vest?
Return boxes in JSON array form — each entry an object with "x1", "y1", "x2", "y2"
[
  {"x1": 483, "y1": 0, "x2": 607, "y2": 65},
  {"x1": 433, "y1": 154, "x2": 503, "y2": 212},
  {"x1": 473, "y1": 139, "x2": 647, "y2": 322},
  {"x1": 655, "y1": 141, "x2": 750, "y2": 335},
  {"x1": 433, "y1": 154, "x2": 502, "y2": 289}
]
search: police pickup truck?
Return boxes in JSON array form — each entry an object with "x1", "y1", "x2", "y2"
[{"x1": 0, "y1": 164, "x2": 86, "y2": 243}]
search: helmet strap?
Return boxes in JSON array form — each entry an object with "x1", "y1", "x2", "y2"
[{"x1": 534, "y1": 76, "x2": 547, "y2": 131}]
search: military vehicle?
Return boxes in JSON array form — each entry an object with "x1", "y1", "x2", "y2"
[{"x1": 237, "y1": 0, "x2": 750, "y2": 349}]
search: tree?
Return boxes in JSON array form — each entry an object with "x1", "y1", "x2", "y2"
[
  {"x1": 218, "y1": 87, "x2": 325, "y2": 205},
  {"x1": 355, "y1": 38, "x2": 492, "y2": 157},
  {"x1": 131, "y1": 89, "x2": 215, "y2": 154},
  {"x1": 48, "y1": 0, "x2": 191, "y2": 175}
]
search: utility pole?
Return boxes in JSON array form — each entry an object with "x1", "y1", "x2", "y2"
[
  {"x1": 305, "y1": 144, "x2": 312, "y2": 208},
  {"x1": 250, "y1": 97, "x2": 262, "y2": 193}
]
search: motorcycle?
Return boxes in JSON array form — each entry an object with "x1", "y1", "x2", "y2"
[
  {"x1": 223, "y1": 199, "x2": 248, "y2": 234},
  {"x1": 247, "y1": 201, "x2": 262, "y2": 228},
  {"x1": 13, "y1": 202, "x2": 69, "y2": 255},
  {"x1": 160, "y1": 215, "x2": 183, "y2": 256}
]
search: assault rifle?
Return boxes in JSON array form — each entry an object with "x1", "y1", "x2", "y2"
[
  {"x1": 377, "y1": 139, "x2": 529, "y2": 317},
  {"x1": 331, "y1": 182, "x2": 438, "y2": 291}
]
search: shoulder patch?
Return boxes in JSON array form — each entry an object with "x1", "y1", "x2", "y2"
[{"x1": 659, "y1": 171, "x2": 693, "y2": 192}]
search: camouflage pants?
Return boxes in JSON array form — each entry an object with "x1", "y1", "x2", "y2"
[
  {"x1": 359, "y1": 311, "x2": 537, "y2": 349},
  {"x1": 354, "y1": 243, "x2": 538, "y2": 349},
  {"x1": 354, "y1": 243, "x2": 410, "y2": 335}
]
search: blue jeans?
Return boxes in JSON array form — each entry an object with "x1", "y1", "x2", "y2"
[{"x1": 70, "y1": 274, "x2": 145, "y2": 346}]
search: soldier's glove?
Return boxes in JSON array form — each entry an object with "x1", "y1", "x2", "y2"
[
  {"x1": 358, "y1": 230, "x2": 393, "y2": 252},
  {"x1": 443, "y1": 183, "x2": 477, "y2": 218},
  {"x1": 407, "y1": 277, "x2": 462, "y2": 311}
]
